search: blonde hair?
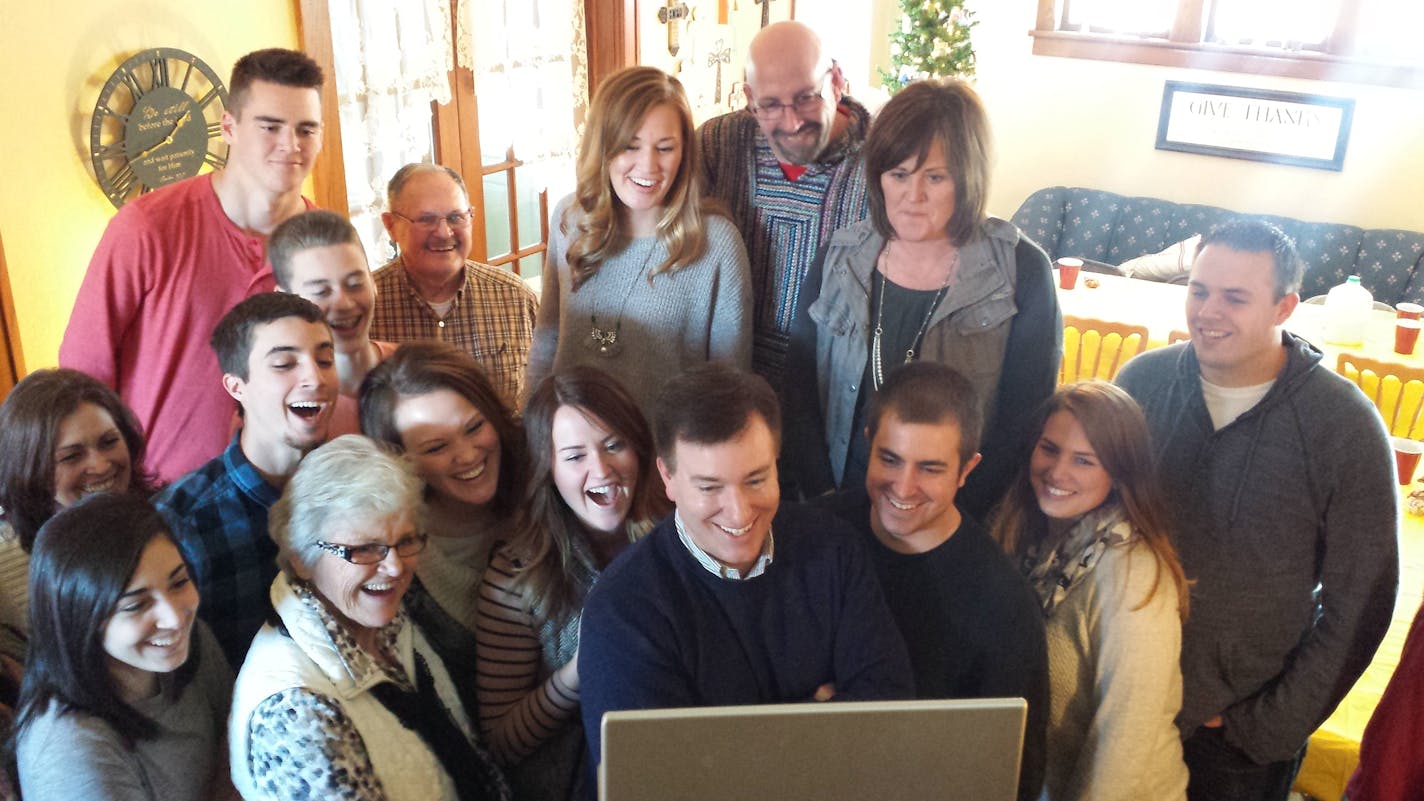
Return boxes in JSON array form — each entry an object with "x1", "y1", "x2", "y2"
[{"x1": 564, "y1": 66, "x2": 708, "y2": 290}]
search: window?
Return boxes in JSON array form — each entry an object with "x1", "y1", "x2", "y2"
[
  {"x1": 299, "y1": 0, "x2": 590, "y2": 278},
  {"x1": 1033, "y1": 0, "x2": 1424, "y2": 88}
]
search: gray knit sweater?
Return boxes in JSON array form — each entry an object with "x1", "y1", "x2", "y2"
[
  {"x1": 1116, "y1": 333, "x2": 1398, "y2": 764},
  {"x1": 529, "y1": 196, "x2": 752, "y2": 411}
]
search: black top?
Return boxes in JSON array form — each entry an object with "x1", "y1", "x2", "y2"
[
  {"x1": 820, "y1": 488, "x2": 1049, "y2": 801},
  {"x1": 844, "y1": 273, "x2": 946, "y2": 485}
]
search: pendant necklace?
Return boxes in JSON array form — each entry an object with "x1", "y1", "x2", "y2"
[
  {"x1": 871, "y1": 241, "x2": 959, "y2": 390},
  {"x1": 585, "y1": 241, "x2": 658, "y2": 358}
]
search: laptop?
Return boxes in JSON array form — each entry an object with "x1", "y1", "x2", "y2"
[{"x1": 599, "y1": 697, "x2": 1026, "y2": 801}]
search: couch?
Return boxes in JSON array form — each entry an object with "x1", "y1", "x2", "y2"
[{"x1": 1010, "y1": 186, "x2": 1424, "y2": 306}]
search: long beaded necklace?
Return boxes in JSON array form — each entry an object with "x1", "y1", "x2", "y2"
[
  {"x1": 584, "y1": 242, "x2": 659, "y2": 358},
  {"x1": 870, "y1": 241, "x2": 959, "y2": 390}
]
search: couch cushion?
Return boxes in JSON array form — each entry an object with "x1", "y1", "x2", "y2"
[
  {"x1": 1369, "y1": 231, "x2": 1424, "y2": 305},
  {"x1": 1106, "y1": 197, "x2": 1178, "y2": 262},
  {"x1": 1058, "y1": 189, "x2": 1126, "y2": 262},
  {"x1": 1010, "y1": 187, "x2": 1070, "y2": 256}
]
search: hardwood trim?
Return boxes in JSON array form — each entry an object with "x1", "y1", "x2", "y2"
[
  {"x1": 448, "y1": 63, "x2": 490, "y2": 260},
  {"x1": 585, "y1": 0, "x2": 637, "y2": 93},
  {"x1": 1168, "y1": 0, "x2": 1204, "y2": 44},
  {"x1": 0, "y1": 230, "x2": 24, "y2": 400},
  {"x1": 297, "y1": 0, "x2": 349, "y2": 213},
  {"x1": 1029, "y1": 31, "x2": 1424, "y2": 89},
  {"x1": 1035, "y1": 0, "x2": 1056, "y2": 32}
]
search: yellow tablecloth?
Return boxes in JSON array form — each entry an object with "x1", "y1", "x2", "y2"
[{"x1": 1055, "y1": 274, "x2": 1421, "y2": 801}]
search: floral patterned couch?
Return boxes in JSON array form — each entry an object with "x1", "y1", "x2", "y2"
[{"x1": 1010, "y1": 186, "x2": 1424, "y2": 305}]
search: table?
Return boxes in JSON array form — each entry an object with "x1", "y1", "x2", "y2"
[
  {"x1": 1055, "y1": 273, "x2": 1421, "y2": 368},
  {"x1": 1055, "y1": 273, "x2": 1421, "y2": 801}
]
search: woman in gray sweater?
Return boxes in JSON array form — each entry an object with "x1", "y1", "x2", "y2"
[
  {"x1": 992, "y1": 382, "x2": 1190, "y2": 801},
  {"x1": 529, "y1": 66, "x2": 751, "y2": 412},
  {"x1": 13, "y1": 494, "x2": 235, "y2": 801}
]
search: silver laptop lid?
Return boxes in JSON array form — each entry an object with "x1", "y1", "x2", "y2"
[{"x1": 600, "y1": 697, "x2": 1026, "y2": 801}]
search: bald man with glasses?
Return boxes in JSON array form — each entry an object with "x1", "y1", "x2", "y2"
[
  {"x1": 698, "y1": 21, "x2": 872, "y2": 394},
  {"x1": 369, "y1": 163, "x2": 537, "y2": 409}
]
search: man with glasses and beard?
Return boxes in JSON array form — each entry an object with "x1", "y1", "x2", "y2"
[{"x1": 698, "y1": 21, "x2": 871, "y2": 393}]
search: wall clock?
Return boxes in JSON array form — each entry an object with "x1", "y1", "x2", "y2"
[{"x1": 90, "y1": 47, "x2": 229, "y2": 209}]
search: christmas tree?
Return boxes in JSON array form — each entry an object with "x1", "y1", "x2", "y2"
[{"x1": 879, "y1": 0, "x2": 978, "y2": 92}]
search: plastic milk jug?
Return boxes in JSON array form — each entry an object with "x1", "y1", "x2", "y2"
[{"x1": 1324, "y1": 275, "x2": 1372, "y2": 347}]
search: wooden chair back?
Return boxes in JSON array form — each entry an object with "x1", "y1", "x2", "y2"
[
  {"x1": 1336, "y1": 352, "x2": 1424, "y2": 438},
  {"x1": 1061, "y1": 315, "x2": 1149, "y2": 384}
]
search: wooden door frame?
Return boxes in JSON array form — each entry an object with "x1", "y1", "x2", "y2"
[{"x1": 0, "y1": 229, "x2": 25, "y2": 398}]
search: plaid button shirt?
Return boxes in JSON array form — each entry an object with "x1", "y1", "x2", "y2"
[
  {"x1": 369, "y1": 258, "x2": 538, "y2": 412},
  {"x1": 155, "y1": 435, "x2": 280, "y2": 667}
]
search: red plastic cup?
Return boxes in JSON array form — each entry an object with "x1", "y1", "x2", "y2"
[
  {"x1": 1399, "y1": 302, "x2": 1423, "y2": 320},
  {"x1": 1396, "y1": 319, "x2": 1422, "y2": 355},
  {"x1": 1057, "y1": 258, "x2": 1082, "y2": 290},
  {"x1": 1394, "y1": 437, "x2": 1423, "y2": 485}
]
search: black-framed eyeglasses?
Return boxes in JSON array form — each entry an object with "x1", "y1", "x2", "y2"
[
  {"x1": 748, "y1": 73, "x2": 831, "y2": 120},
  {"x1": 316, "y1": 533, "x2": 429, "y2": 565},
  {"x1": 391, "y1": 208, "x2": 474, "y2": 230}
]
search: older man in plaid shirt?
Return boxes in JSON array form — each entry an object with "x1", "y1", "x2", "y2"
[{"x1": 370, "y1": 163, "x2": 538, "y2": 411}]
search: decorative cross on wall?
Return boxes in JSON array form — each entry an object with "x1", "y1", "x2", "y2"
[
  {"x1": 657, "y1": 0, "x2": 691, "y2": 57},
  {"x1": 752, "y1": 0, "x2": 776, "y2": 28},
  {"x1": 706, "y1": 40, "x2": 732, "y2": 105}
]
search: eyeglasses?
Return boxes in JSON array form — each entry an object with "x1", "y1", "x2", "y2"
[
  {"x1": 391, "y1": 209, "x2": 474, "y2": 230},
  {"x1": 316, "y1": 533, "x2": 429, "y2": 565},
  {"x1": 748, "y1": 74, "x2": 831, "y2": 120}
]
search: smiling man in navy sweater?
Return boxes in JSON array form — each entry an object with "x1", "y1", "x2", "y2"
[{"x1": 578, "y1": 362, "x2": 914, "y2": 772}]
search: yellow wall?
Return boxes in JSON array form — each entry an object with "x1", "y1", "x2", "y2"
[{"x1": 0, "y1": 1, "x2": 300, "y2": 371}]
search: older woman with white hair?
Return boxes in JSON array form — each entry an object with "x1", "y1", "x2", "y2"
[{"x1": 228, "y1": 435, "x2": 510, "y2": 801}]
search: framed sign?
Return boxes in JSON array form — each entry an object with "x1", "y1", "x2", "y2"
[{"x1": 1155, "y1": 81, "x2": 1353, "y2": 171}]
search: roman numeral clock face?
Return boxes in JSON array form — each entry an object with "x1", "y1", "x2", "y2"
[{"x1": 90, "y1": 47, "x2": 229, "y2": 208}]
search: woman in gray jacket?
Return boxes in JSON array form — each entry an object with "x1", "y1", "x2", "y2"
[{"x1": 782, "y1": 78, "x2": 1060, "y2": 518}]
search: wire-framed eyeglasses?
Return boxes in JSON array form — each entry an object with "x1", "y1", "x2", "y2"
[
  {"x1": 391, "y1": 209, "x2": 474, "y2": 230},
  {"x1": 315, "y1": 533, "x2": 429, "y2": 565}
]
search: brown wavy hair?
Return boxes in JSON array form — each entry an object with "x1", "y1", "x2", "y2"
[
  {"x1": 358, "y1": 342, "x2": 526, "y2": 519},
  {"x1": 0, "y1": 369, "x2": 157, "y2": 551},
  {"x1": 501, "y1": 367, "x2": 669, "y2": 629},
  {"x1": 864, "y1": 78, "x2": 991, "y2": 247},
  {"x1": 563, "y1": 66, "x2": 708, "y2": 290},
  {"x1": 991, "y1": 381, "x2": 1189, "y2": 618}
]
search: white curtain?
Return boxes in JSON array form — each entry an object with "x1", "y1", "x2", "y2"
[
  {"x1": 328, "y1": 0, "x2": 454, "y2": 263},
  {"x1": 456, "y1": 0, "x2": 587, "y2": 203}
]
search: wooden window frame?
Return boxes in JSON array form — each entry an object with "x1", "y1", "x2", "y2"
[
  {"x1": 299, "y1": 0, "x2": 633, "y2": 272},
  {"x1": 1032, "y1": 0, "x2": 1424, "y2": 89}
]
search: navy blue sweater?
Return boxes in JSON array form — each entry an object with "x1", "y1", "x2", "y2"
[{"x1": 578, "y1": 503, "x2": 915, "y2": 769}]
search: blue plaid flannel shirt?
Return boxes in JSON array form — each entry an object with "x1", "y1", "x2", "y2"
[{"x1": 155, "y1": 435, "x2": 280, "y2": 667}]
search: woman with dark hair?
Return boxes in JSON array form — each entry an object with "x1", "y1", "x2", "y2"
[
  {"x1": 991, "y1": 382, "x2": 1190, "y2": 801},
  {"x1": 783, "y1": 78, "x2": 1059, "y2": 518},
  {"x1": 360, "y1": 342, "x2": 527, "y2": 711},
  {"x1": 0, "y1": 368, "x2": 158, "y2": 663},
  {"x1": 528, "y1": 65, "x2": 751, "y2": 412},
  {"x1": 13, "y1": 493, "x2": 233, "y2": 801},
  {"x1": 475, "y1": 366, "x2": 669, "y2": 799}
]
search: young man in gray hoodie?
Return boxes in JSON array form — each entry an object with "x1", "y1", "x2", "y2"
[{"x1": 1116, "y1": 219, "x2": 1397, "y2": 801}]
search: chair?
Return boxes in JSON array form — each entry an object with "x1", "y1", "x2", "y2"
[
  {"x1": 1060, "y1": 316, "x2": 1149, "y2": 384},
  {"x1": 1335, "y1": 353, "x2": 1424, "y2": 438},
  {"x1": 1168, "y1": 330, "x2": 1190, "y2": 345}
]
